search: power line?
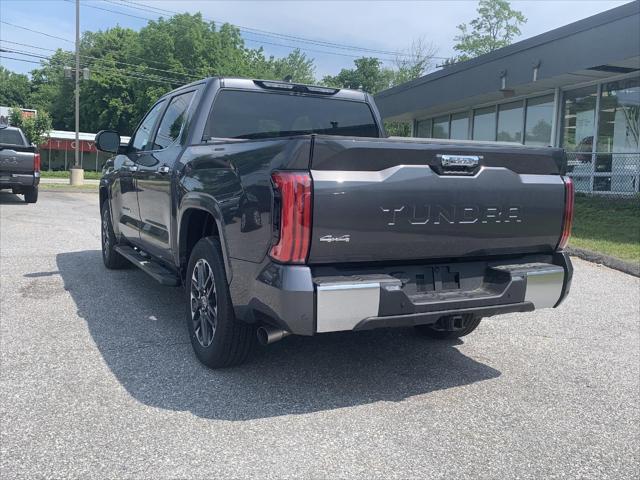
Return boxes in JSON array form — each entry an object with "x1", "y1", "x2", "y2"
[
  {"x1": 0, "y1": 40, "x2": 58, "y2": 53},
  {"x1": 0, "y1": 55, "x2": 48, "y2": 65},
  {"x1": 111, "y1": 0, "x2": 445, "y2": 59},
  {"x1": 0, "y1": 48, "x2": 181, "y2": 85},
  {"x1": 0, "y1": 39, "x2": 198, "y2": 81},
  {"x1": 0, "y1": 21, "x2": 75, "y2": 44},
  {"x1": 96, "y1": 0, "x2": 438, "y2": 62},
  {"x1": 69, "y1": 0, "x2": 393, "y2": 62}
]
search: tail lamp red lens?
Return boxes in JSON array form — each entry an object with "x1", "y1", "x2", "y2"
[
  {"x1": 34, "y1": 153, "x2": 41, "y2": 173},
  {"x1": 558, "y1": 176, "x2": 574, "y2": 250},
  {"x1": 269, "y1": 172, "x2": 312, "y2": 264}
]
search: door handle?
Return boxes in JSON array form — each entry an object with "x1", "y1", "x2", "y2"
[{"x1": 157, "y1": 166, "x2": 170, "y2": 174}]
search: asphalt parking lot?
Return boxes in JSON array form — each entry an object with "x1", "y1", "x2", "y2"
[{"x1": 1, "y1": 190, "x2": 639, "y2": 479}]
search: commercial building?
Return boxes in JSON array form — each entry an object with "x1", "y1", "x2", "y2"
[
  {"x1": 39, "y1": 130, "x2": 130, "y2": 172},
  {"x1": 375, "y1": 1, "x2": 640, "y2": 195}
]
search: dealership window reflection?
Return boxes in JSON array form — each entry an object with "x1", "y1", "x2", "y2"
[
  {"x1": 497, "y1": 101, "x2": 523, "y2": 142},
  {"x1": 450, "y1": 112, "x2": 469, "y2": 140},
  {"x1": 524, "y1": 95, "x2": 554, "y2": 146},
  {"x1": 432, "y1": 115, "x2": 449, "y2": 139},
  {"x1": 472, "y1": 107, "x2": 496, "y2": 141}
]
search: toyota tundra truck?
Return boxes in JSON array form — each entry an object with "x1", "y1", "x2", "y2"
[
  {"x1": 96, "y1": 77, "x2": 574, "y2": 368},
  {"x1": 0, "y1": 125, "x2": 40, "y2": 203}
]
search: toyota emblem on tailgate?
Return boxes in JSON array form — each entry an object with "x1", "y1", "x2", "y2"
[{"x1": 438, "y1": 154, "x2": 481, "y2": 168}]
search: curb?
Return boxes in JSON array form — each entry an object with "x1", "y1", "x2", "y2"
[
  {"x1": 567, "y1": 246, "x2": 639, "y2": 277},
  {"x1": 40, "y1": 178, "x2": 100, "y2": 185},
  {"x1": 39, "y1": 186, "x2": 98, "y2": 194}
]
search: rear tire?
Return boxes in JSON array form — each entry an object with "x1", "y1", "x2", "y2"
[
  {"x1": 414, "y1": 315, "x2": 482, "y2": 340},
  {"x1": 24, "y1": 186, "x2": 38, "y2": 203},
  {"x1": 185, "y1": 237, "x2": 254, "y2": 368},
  {"x1": 101, "y1": 201, "x2": 129, "y2": 269}
]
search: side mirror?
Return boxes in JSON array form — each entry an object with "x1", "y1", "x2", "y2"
[{"x1": 95, "y1": 130, "x2": 121, "y2": 153}]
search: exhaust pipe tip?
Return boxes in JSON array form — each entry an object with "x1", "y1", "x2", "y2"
[{"x1": 257, "y1": 325, "x2": 291, "y2": 346}]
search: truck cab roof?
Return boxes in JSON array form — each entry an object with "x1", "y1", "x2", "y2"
[{"x1": 164, "y1": 77, "x2": 369, "y2": 103}]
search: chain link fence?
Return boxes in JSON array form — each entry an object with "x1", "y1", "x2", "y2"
[{"x1": 567, "y1": 151, "x2": 640, "y2": 196}]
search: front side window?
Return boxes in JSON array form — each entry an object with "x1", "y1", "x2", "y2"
[
  {"x1": 204, "y1": 90, "x2": 379, "y2": 139},
  {"x1": 154, "y1": 91, "x2": 196, "y2": 150},
  {"x1": 131, "y1": 100, "x2": 166, "y2": 151}
]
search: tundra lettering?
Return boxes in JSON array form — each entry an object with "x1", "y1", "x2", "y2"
[{"x1": 381, "y1": 204, "x2": 523, "y2": 225}]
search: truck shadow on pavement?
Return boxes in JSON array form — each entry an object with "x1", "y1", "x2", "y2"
[{"x1": 55, "y1": 250, "x2": 501, "y2": 421}]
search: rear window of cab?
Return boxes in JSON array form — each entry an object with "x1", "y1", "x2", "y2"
[{"x1": 204, "y1": 90, "x2": 379, "y2": 140}]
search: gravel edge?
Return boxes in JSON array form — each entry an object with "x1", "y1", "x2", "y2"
[{"x1": 567, "y1": 246, "x2": 640, "y2": 277}]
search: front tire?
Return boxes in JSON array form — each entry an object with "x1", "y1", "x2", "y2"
[
  {"x1": 186, "y1": 237, "x2": 254, "y2": 368},
  {"x1": 414, "y1": 315, "x2": 482, "y2": 340},
  {"x1": 24, "y1": 186, "x2": 38, "y2": 203},
  {"x1": 101, "y1": 201, "x2": 129, "y2": 269}
]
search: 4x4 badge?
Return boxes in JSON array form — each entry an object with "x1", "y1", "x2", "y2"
[{"x1": 320, "y1": 234, "x2": 350, "y2": 243}]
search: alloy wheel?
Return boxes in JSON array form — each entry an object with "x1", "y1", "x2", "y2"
[{"x1": 190, "y1": 258, "x2": 218, "y2": 347}]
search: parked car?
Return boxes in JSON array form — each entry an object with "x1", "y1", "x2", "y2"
[
  {"x1": 96, "y1": 77, "x2": 574, "y2": 368},
  {"x1": 0, "y1": 125, "x2": 40, "y2": 203}
]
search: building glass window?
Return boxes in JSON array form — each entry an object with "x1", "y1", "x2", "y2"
[
  {"x1": 472, "y1": 106, "x2": 496, "y2": 141},
  {"x1": 524, "y1": 95, "x2": 554, "y2": 146},
  {"x1": 497, "y1": 101, "x2": 523, "y2": 142},
  {"x1": 561, "y1": 85, "x2": 598, "y2": 152},
  {"x1": 432, "y1": 115, "x2": 449, "y2": 139},
  {"x1": 450, "y1": 112, "x2": 469, "y2": 140},
  {"x1": 595, "y1": 77, "x2": 640, "y2": 189},
  {"x1": 415, "y1": 119, "x2": 432, "y2": 137},
  {"x1": 597, "y1": 78, "x2": 640, "y2": 153}
]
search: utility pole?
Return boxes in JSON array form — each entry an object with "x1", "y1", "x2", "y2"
[{"x1": 70, "y1": 0, "x2": 84, "y2": 185}]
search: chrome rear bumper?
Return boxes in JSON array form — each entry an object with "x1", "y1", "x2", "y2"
[{"x1": 315, "y1": 261, "x2": 568, "y2": 333}]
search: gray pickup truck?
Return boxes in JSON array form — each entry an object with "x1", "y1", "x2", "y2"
[
  {"x1": 96, "y1": 77, "x2": 574, "y2": 369},
  {"x1": 0, "y1": 126, "x2": 40, "y2": 203}
]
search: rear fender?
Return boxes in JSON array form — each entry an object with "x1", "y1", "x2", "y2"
[{"x1": 178, "y1": 192, "x2": 233, "y2": 283}]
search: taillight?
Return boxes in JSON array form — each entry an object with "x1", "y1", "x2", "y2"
[
  {"x1": 558, "y1": 176, "x2": 574, "y2": 250},
  {"x1": 269, "y1": 172, "x2": 312, "y2": 264},
  {"x1": 34, "y1": 153, "x2": 41, "y2": 172}
]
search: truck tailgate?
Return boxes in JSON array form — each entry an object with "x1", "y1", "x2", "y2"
[
  {"x1": 308, "y1": 136, "x2": 567, "y2": 263},
  {"x1": 0, "y1": 146, "x2": 35, "y2": 174}
]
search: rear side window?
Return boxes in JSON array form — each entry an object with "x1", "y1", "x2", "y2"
[
  {"x1": 204, "y1": 90, "x2": 379, "y2": 139},
  {"x1": 154, "y1": 91, "x2": 195, "y2": 150},
  {"x1": 0, "y1": 129, "x2": 25, "y2": 146}
]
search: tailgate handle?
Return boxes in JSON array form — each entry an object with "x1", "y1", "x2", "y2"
[{"x1": 436, "y1": 154, "x2": 482, "y2": 175}]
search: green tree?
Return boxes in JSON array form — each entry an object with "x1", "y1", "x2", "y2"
[
  {"x1": 0, "y1": 66, "x2": 31, "y2": 107},
  {"x1": 393, "y1": 38, "x2": 437, "y2": 85},
  {"x1": 322, "y1": 41, "x2": 437, "y2": 136},
  {"x1": 9, "y1": 108, "x2": 52, "y2": 145},
  {"x1": 265, "y1": 49, "x2": 316, "y2": 84},
  {"x1": 28, "y1": 50, "x2": 75, "y2": 130},
  {"x1": 452, "y1": 0, "x2": 526, "y2": 62},
  {"x1": 323, "y1": 57, "x2": 396, "y2": 94},
  {"x1": 24, "y1": 12, "x2": 317, "y2": 135}
]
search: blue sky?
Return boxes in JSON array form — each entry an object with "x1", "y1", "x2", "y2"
[{"x1": 0, "y1": 0, "x2": 632, "y2": 79}]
